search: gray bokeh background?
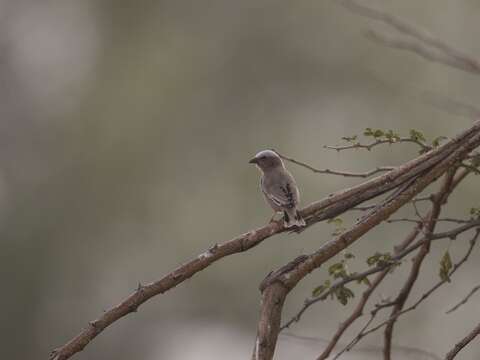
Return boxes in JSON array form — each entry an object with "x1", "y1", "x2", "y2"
[{"x1": 1, "y1": 1, "x2": 478, "y2": 359}]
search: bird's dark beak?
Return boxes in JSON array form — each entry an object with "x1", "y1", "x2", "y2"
[{"x1": 249, "y1": 157, "x2": 258, "y2": 164}]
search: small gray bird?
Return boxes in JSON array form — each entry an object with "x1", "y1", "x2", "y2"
[{"x1": 249, "y1": 150, "x2": 306, "y2": 228}]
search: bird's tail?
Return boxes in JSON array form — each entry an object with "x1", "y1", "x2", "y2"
[{"x1": 283, "y1": 208, "x2": 306, "y2": 228}]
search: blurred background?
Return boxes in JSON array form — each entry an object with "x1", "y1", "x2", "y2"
[{"x1": 0, "y1": 1, "x2": 479, "y2": 359}]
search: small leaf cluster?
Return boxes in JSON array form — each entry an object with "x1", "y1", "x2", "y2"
[
  {"x1": 341, "y1": 135, "x2": 358, "y2": 143},
  {"x1": 333, "y1": 286, "x2": 355, "y2": 306},
  {"x1": 464, "y1": 155, "x2": 480, "y2": 175},
  {"x1": 343, "y1": 127, "x2": 449, "y2": 154},
  {"x1": 431, "y1": 135, "x2": 448, "y2": 148},
  {"x1": 312, "y1": 279, "x2": 331, "y2": 297},
  {"x1": 409, "y1": 129, "x2": 426, "y2": 142},
  {"x1": 366, "y1": 252, "x2": 393, "y2": 268},
  {"x1": 439, "y1": 250, "x2": 452, "y2": 282},
  {"x1": 311, "y1": 252, "x2": 356, "y2": 306},
  {"x1": 327, "y1": 217, "x2": 346, "y2": 236},
  {"x1": 470, "y1": 207, "x2": 480, "y2": 218},
  {"x1": 363, "y1": 128, "x2": 401, "y2": 142}
]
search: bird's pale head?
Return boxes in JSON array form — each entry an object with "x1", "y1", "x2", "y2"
[{"x1": 249, "y1": 150, "x2": 284, "y2": 171}]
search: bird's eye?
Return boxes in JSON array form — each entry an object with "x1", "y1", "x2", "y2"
[{"x1": 260, "y1": 156, "x2": 267, "y2": 159}]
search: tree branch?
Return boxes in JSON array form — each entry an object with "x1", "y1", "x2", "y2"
[
  {"x1": 446, "y1": 284, "x2": 480, "y2": 314},
  {"x1": 444, "y1": 321, "x2": 480, "y2": 360},
  {"x1": 291, "y1": 223, "x2": 425, "y2": 360},
  {"x1": 339, "y1": 0, "x2": 480, "y2": 75},
  {"x1": 251, "y1": 122, "x2": 480, "y2": 360},
  {"x1": 52, "y1": 120, "x2": 480, "y2": 360},
  {"x1": 382, "y1": 167, "x2": 457, "y2": 360},
  {"x1": 336, "y1": 230, "x2": 480, "y2": 356},
  {"x1": 281, "y1": 216, "x2": 480, "y2": 334},
  {"x1": 323, "y1": 137, "x2": 429, "y2": 152}
]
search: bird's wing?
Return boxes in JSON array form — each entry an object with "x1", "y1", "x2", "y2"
[{"x1": 262, "y1": 178, "x2": 297, "y2": 209}]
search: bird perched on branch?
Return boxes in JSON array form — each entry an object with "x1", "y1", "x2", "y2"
[{"x1": 249, "y1": 150, "x2": 306, "y2": 228}]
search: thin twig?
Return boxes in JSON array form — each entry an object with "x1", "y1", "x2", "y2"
[
  {"x1": 352, "y1": 195, "x2": 433, "y2": 211},
  {"x1": 252, "y1": 124, "x2": 480, "y2": 360},
  {"x1": 54, "y1": 123, "x2": 480, "y2": 360},
  {"x1": 313, "y1": 221, "x2": 426, "y2": 359},
  {"x1": 382, "y1": 168, "x2": 457, "y2": 359},
  {"x1": 444, "y1": 321, "x2": 480, "y2": 360},
  {"x1": 276, "y1": 151, "x2": 394, "y2": 178},
  {"x1": 281, "y1": 218, "x2": 480, "y2": 332},
  {"x1": 323, "y1": 168, "x2": 473, "y2": 360},
  {"x1": 335, "y1": 230, "x2": 480, "y2": 357},
  {"x1": 387, "y1": 218, "x2": 472, "y2": 225},
  {"x1": 324, "y1": 137, "x2": 429, "y2": 152},
  {"x1": 445, "y1": 284, "x2": 480, "y2": 314}
]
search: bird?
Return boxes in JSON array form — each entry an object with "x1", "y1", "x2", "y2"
[{"x1": 249, "y1": 149, "x2": 306, "y2": 228}]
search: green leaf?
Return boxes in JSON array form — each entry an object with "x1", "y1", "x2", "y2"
[
  {"x1": 439, "y1": 251, "x2": 453, "y2": 282},
  {"x1": 312, "y1": 279, "x2": 331, "y2": 297},
  {"x1": 366, "y1": 252, "x2": 392, "y2": 267},
  {"x1": 366, "y1": 253, "x2": 380, "y2": 266},
  {"x1": 377, "y1": 253, "x2": 393, "y2": 267},
  {"x1": 431, "y1": 136, "x2": 447, "y2": 148},
  {"x1": 373, "y1": 129, "x2": 384, "y2": 138},
  {"x1": 385, "y1": 130, "x2": 400, "y2": 142},
  {"x1": 470, "y1": 207, "x2": 480, "y2": 218},
  {"x1": 334, "y1": 286, "x2": 355, "y2": 305},
  {"x1": 328, "y1": 262, "x2": 348, "y2": 279},
  {"x1": 364, "y1": 128, "x2": 374, "y2": 136},
  {"x1": 360, "y1": 276, "x2": 371, "y2": 286},
  {"x1": 341, "y1": 135, "x2": 358, "y2": 143},
  {"x1": 409, "y1": 129, "x2": 426, "y2": 142}
]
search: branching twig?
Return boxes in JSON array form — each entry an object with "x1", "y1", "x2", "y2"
[
  {"x1": 382, "y1": 167, "x2": 457, "y2": 359},
  {"x1": 281, "y1": 217, "x2": 480, "y2": 333},
  {"x1": 336, "y1": 230, "x2": 480, "y2": 357},
  {"x1": 53, "y1": 122, "x2": 480, "y2": 360},
  {"x1": 291, "y1": 223, "x2": 426, "y2": 360}
]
